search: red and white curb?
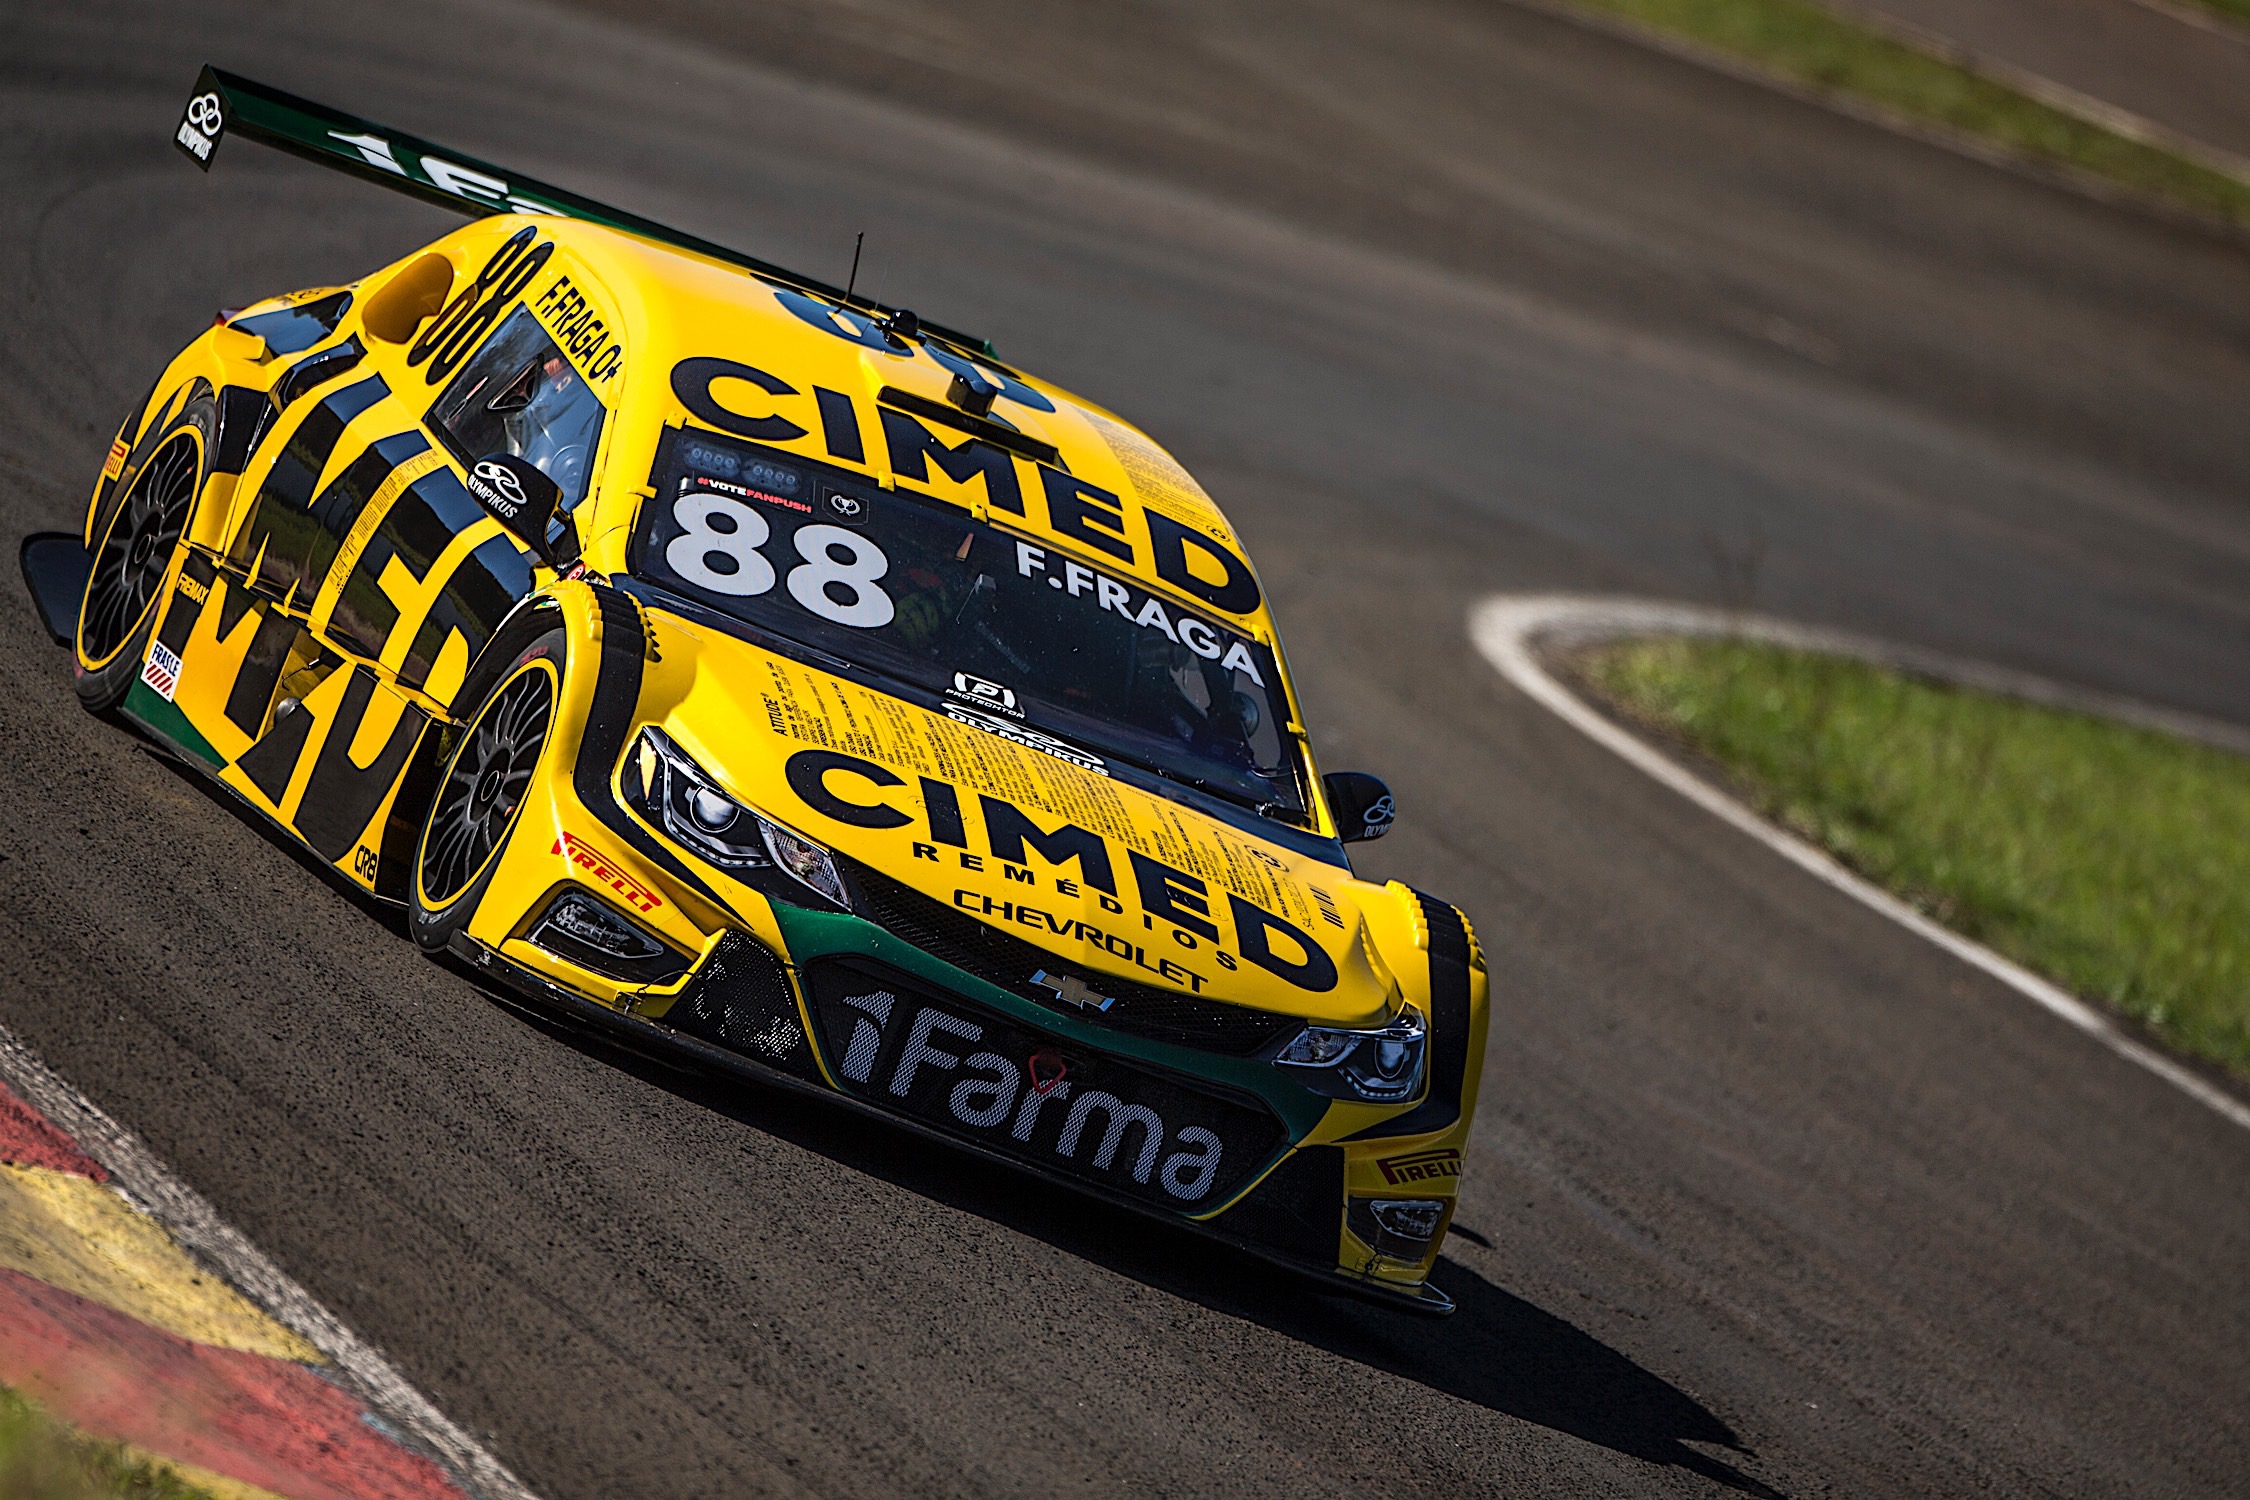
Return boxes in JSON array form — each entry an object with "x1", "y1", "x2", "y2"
[
  {"x1": 1469, "y1": 593, "x2": 2250, "y2": 1135},
  {"x1": 0, "y1": 1023, "x2": 540, "y2": 1499}
]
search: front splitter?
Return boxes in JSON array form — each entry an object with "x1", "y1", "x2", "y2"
[{"x1": 446, "y1": 933, "x2": 1455, "y2": 1318}]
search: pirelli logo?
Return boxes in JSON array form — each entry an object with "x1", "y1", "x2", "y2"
[
  {"x1": 1376, "y1": 1148, "x2": 1461, "y2": 1186},
  {"x1": 102, "y1": 438, "x2": 129, "y2": 480},
  {"x1": 554, "y1": 831, "x2": 663, "y2": 915}
]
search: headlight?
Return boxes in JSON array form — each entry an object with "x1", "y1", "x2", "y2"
[
  {"x1": 759, "y1": 820, "x2": 850, "y2": 907},
  {"x1": 627, "y1": 726, "x2": 848, "y2": 906},
  {"x1": 1272, "y1": 1009, "x2": 1426, "y2": 1102}
]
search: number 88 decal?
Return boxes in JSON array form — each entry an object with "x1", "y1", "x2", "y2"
[{"x1": 665, "y1": 492, "x2": 895, "y2": 628}]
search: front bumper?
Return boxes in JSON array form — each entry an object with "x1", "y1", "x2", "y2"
[{"x1": 464, "y1": 901, "x2": 1457, "y2": 1316}]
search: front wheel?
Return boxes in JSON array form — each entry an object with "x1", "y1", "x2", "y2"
[{"x1": 409, "y1": 628, "x2": 564, "y2": 953}]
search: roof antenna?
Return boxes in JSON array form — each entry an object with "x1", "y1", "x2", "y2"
[{"x1": 844, "y1": 230, "x2": 865, "y2": 309}]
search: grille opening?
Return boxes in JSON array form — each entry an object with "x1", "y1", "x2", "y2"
[
  {"x1": 526, "y1": 889, "x2": 687, "y2": 985},
  {"x1": 657, "y1": 933, "x2": 820, "y2": 1079}
]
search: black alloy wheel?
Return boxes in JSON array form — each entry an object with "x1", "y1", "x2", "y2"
[
  {"x1": 417, "y1": 662, "x2": 555, "y2": 920},
  {"x1": 79, "y1": 431, "x2": 197, "y2": 669}
]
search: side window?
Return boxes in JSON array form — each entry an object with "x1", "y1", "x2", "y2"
[{"x1": 428, "y1": 306, "x2": 607, "y2": 512}]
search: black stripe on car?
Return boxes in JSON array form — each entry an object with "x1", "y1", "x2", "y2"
[
  {"x1": 1340, "y1": 891, "x2": 1470, "y2": 1141},
  {"x1": 575, "y1": 584, "x2": 725, "y2": 909}
]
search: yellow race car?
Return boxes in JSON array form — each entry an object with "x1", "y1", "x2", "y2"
[{"x1": 21, "y1": 69, "x2": 1488, "y2": 1313}]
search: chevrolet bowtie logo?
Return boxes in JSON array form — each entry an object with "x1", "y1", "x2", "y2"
[{"x1": 1031, "y1": 969, "x2": 1116, "y2": 1013}]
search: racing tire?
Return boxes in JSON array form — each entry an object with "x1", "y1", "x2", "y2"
[
  {"x1": 75, "y1": 426, "x2": 200, "y2": 714},
  {"x1": 409, "y1": 627, "x2": 565, "y2": 954}
]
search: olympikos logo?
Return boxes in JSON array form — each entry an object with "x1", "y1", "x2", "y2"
[
  {"x1": 1376, "y1": 1148, "x2": 1461, "y2": 1186},
  {"x1": 471, "y1": 458, "x2": 528, "y2": 517},
  {"x1": 1362, "y1": 793, "x2": 1397, "y2": 834},
  {"x1": 175, "y1": 91, "x2": 223, "y2": 163},
  {"x1": 942, "y1": 703, "x2": 1104, "y2": 773}
]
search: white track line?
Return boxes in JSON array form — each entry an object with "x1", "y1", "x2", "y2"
[
  {"x1": 1468, "y1": 593, "x2": 2250, "y2": 1135},
  {"x1": 0, "y1": 1025, "x2": 541, "y2": 1500}
]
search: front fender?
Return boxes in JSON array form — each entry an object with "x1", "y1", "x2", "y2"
[{"x1": 454, "y1": 580, "x2": 778, "y2": 998}]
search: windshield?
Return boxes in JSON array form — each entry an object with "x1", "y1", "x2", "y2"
[{"x1": 631, "y1": 427, "x2": 1304, "y2": 814}]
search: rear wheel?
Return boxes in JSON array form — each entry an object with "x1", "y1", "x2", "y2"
[
  {"x1": 76, "y1": 428, "x2": 199, "y2": 712},
  {"x1": 410, "y1": 629, "x2": 564, "y2": 953}
]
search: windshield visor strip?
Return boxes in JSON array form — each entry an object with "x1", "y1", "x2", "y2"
[{"x1": 629, "y1": 429, "x2": 1306, "y2": 816}]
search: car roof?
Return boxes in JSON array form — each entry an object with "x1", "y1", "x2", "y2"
[{"x1": 451, "y1": 215, "x2": 1280, "y2": 642}]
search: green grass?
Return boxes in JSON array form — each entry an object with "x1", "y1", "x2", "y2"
[
  {"x1": 0, "y1": 1386, "x2": 215, "y2": 1500},
  {"x1": 1575, "y1": 638, "x2": 2250, "y2": 1074},
  {"x1": 1558, "y1": 0, "x2": 2250, "y2": 229},
  {"x1": 2182, "y1": 0, "x2": 2250, "y2": 27}
]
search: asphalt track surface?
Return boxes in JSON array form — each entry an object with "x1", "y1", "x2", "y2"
[
  {"x1": 4, "y1": 0, "x2": 2248, "y2": 1494},
  {"x1": 1860, "y1": 0, "x2": 2250, "y2": 161}
]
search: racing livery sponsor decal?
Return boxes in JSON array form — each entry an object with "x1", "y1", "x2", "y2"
[
  {"x1": 879, "y1": 407, "x2": 1024, "y2": 516},
  {"x1": 661, "y1": 379, "x2": 1267, "y2": 617},
  {"x1": 754, "y1": 656, "x2": 1321, "y2": 929},
  {"x1": 956, "y1": 891, "x2": 1209, "y2": 992},
  {"x1": 946, "y1": 671, "x2": 1019, "y2": 716},
  {"x1": 223, "y1": 375, "x2": 394, "y2": 609},
  {"x1": 1376, "y1": 1147, "x2": 1462, "y2": 1186},
  {"x1": 174, "y1": 88, "x2": 223, "y2": 166},
  {"x1": 942, "y1": 704, "x2": 1107, "y2": 774},
  {"x1": 671, "y1": 358, "x2": 808, "y2": 445},
  {"x1": 555, "y1": 831, "x2": 664, "y2": 914},
  {"x1": 1076, "y1": 405, "x2": 1217, "y2": 529},
  {"x1": 805, "y1": 964, "x2": 1275, "y2": 1208},
  {"x1": 139, "y1": 641, "x2": 184, "y2": 703},
  {"x1": 466, "y1": 458, "x2": 531, "y2": 521},
  {"x1": 318, "y1": 122, "x2": 567, "y2": 220},
  {"x1": 320, "y1": 461, "x2": 534, "y2": 699},
  {"x1": 772, "y1": 734, "x2": 1351, "y2": 1000}
]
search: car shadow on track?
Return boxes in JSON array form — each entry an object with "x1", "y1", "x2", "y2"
[
  {"x1": 493, "y1": 990, "x2": 1785, "y2": 1499},
  {"x1": 135, "y1": 746, "x2": 1779, "y2": 1496}
]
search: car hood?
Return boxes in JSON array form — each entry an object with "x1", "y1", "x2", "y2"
[{"x1": 639, "y1": 609, "x2": 1404, "y2": 1027}]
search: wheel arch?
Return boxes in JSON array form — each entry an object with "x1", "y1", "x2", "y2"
[
  {"x1": 371, "y1": 588, "x2": 580, "y2": 902},
  {"x1": 85, "y1": 323, "x2": 278, "y2": 552}
]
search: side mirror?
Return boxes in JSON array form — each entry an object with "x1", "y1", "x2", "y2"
[
  {"x1": 1323, "y1": 771, "x2": 1395, "y2": 844},
  {"x1": 465, "y1": 453, "x2": 574, "y2": 567}
]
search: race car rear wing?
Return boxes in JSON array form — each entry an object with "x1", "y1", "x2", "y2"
[{"x1": 172, "y1": 66, "x2": 995, "y2": 355}]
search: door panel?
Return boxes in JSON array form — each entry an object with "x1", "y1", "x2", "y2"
[{"x1": 142, "y1": 251, "x2": 601, "y2": 889}]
